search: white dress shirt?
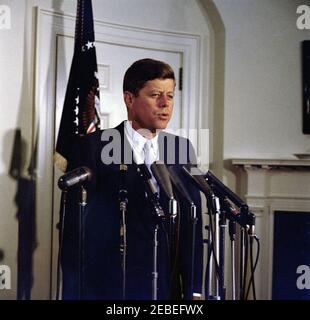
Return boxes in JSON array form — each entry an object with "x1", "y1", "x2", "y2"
[{"x1": 124, "y1": 120, "x2": 159, "y2": 165}]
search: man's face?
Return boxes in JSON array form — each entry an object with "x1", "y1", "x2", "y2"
[{"x1": 124, "y1": 78, "x2": 175, "y2": 135}]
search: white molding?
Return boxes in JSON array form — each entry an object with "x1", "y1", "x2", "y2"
[
  {"x1": 246, "y1": 195, "x2": 310, "y2": 201},
  {"x1": 232, "y1": 158, "x2": 310, "y2": 168}
]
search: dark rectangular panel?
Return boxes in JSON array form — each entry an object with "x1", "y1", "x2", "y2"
[{"x1": 272, "y1": 211, "x2": 310, "y2": 300}]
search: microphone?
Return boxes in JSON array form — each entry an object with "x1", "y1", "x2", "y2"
[
  {"x1": 181, "y1": 164, "x2": 221, "y2": 222},
  {"x1": 151, "y1": 161, "x2": 177, "y2": 220},
  {"x1": 58, "y1": 166, "x2": 92, "y2": 190},
  {"x1": 205, "y1": 170, "x2": 245, "y2": 208},
  {"x1": 136, "y1": 164, "x2": 165, "y2": 219},
  {"x1": 205, "y1": 170, "x2": 255, "y2": 235},
  {"x1": 182, "y1": 165, "x2": 213, "y2": 198},
  {"x1": 137, "y1": 164, "x2": 157, "y2": 194},
  {"x1": 151, "y1": 161, "x2": 174, "y2": 199},
  {"x1": 167, "y1": 165, "x2": 195, "y2": 206}
]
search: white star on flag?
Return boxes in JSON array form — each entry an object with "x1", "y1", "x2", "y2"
[{"x1": 86, "y1": 41, "x2": 93, "y2": 50}]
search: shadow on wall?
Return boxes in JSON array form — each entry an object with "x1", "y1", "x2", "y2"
[{"x1": 6, "y1": 129, "x2": 37, "y2": 300}]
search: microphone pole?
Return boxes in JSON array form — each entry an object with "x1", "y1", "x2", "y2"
[
  {"x1": 56, "y1": 189, "x2": 67, "y2": 300},
  {"x1": 167, "y1": 166, "x2": 197, "y2": 300},
  {"x1": 182, "y1": 165, "x2": 224, "y2": 300},
  {"x1": 212, "y1": 194, "x2": 221, "y2": 299},
  {"x1": 217, "y1": 196, "x2": 239, "y2": 300},
  {"x1": 78, "y1": 185, "x2": 87, "y2": 300},
  {"x1": 136, "y1": 164, "x2": 166, "y2": 300},
  {"x1": 119, "y1": 164, "x2": 128, "y2": 300},
  {"x1": 205, "y1": 170, "x2": 256, "y2": 300},
  {"x1": 150, "y1": 162, "x2": 178, "y2": 265},
  {"x1": 229, "y1": 218, "x2": 237, "y2": 300},
  {"x1": 57, "y1": 166, "x2": 92, "y2": 300}
]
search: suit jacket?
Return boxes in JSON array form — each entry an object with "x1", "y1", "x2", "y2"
[{"x1": 61, "y1": 121, "x2": 203, "y2": 300}]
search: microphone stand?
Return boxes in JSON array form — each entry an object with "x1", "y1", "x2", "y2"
[
  {"x1": 219, "y1": 205, "x2": 227, "y2": 300},
  {"x1": 182, "y1": 167, "x2": 258, "y2": 300},
  {"x1": 229, "y1": 219, "x2": 237, "y2": 300},
  {"x1": 151, "y1": 201, "x2": 166, "y2": 300},
  {"x1": 152, "y1": 223, "x2": 159, "y2": 300},
  {"x1": 204, "y1": 194, "x2": 219, "y2": 300},
  {"x1": 136, "y1": 164, "x2": 166, "y2": 300},
  {"x1": 147, "y1": 187, "x2": 166, "y2": 300},
  {"x1": 150, "y1": 162, "x2": 177, "y2": 297},
  {"x1": 205, "y1": 193, "x2": 224, "y2": 300},
  {"x1": 168, "y1": 198, "x2": 178, "y2": 264},
  {"x1": 205, "y1": 215, "x2": 213, "y2": 299},
  {"x1": 211, "y1": 194, "x2": 221, "y2": 300},
  {"x1": 220, "y1": 198, "x2": 242, "y2": 300},
  {"x1": 56, "y1": 189, "x2": 67, "y2": 300},
  {"x1": 189, "y1": 202, "x2": 197, "y2": 299},
  {"x1": 239, "y1": 226, "x2": 245, "y2": 300},
  {"x1": 78, "y1": 185, "x2": 87, "y2": 300},
  {"x1": 119, "y1": 186, "x2": 128, "y2": 300}
]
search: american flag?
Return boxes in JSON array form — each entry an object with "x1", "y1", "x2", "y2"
[{"x1": 55, "y1": 0, "x2": 100, "y2": 172}]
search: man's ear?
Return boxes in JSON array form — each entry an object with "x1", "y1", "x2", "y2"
[{"x1": 124, "y1": 91, "x2": 134, "y2": 109}]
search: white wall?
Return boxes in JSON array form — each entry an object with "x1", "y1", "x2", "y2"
[
  {"x1": 210, "y1": 0, "x2": 310, "y2": 299},
  {"x1": 213, "y1": 0, "x2": 310, "y2": 159},
  {"x1": 0, "y1": 0, "x2": 29, "y2": 300}
]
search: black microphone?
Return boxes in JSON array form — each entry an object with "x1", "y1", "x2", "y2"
[
  {"x1": 167, "y1": 165, "x2": 195, "y2": 206},
  {"x1": 205, "y1": 170, "x2": 245, "y2": 208},
  {"x1": 182, "y1": 165, "x2": 213, "y2": 197},
  {"x1": 151, "y1": 161, "x2": 174, "y2": 199},
  {"x1": 205, "y1": 170, "x2": 256, "y2": 235},
  {"x1": 58, "y1": 166, "x2": 92, "y2": 190},
  {"x1": 168, "y1": 166, "x2": 199, "y2": 223},
  {"x1": 137, "y1": 164, "x2": 157, "y2": 194},
  {"x1": 151, "y1": 161, "x2": 177, "y2": 220},
  {"x1": 136, "y1": 164, "x2": 165, "y2": 219}
]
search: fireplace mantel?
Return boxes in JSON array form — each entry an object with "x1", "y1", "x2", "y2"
[
  {"x1": 230, "y1": 158, "x2": 310, "y2": 299},
  {"x1": 231, "y1": 158, "x2": 310, "y2": 169}
]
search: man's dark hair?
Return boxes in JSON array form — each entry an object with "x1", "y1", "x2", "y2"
[{"x1": 123, "y1": 58, "x2": 175, "y2": 96}]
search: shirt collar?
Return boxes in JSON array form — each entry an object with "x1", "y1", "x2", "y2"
[{"x1": 124, "y1": 120, "x2": 159, "y2": 152}]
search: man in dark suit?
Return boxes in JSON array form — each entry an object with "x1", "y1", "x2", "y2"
[{"x1": 61, "y1": 58, "x2": 203, "y2": 300}]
